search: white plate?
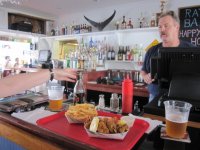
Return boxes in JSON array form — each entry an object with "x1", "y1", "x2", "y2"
[
  {"x1": 84, "y1": 116, "x2": 129, "y2": 140},
  {"x1": 85, "y1": 127, "x2": 128, "y2": 140},
  {"x1": 65, "y1": 114, "x2": 84, "y2": 124}
]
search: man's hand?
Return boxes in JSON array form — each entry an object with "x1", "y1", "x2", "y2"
[
  {"x1": 140, "y1": 71, "x2": 154, "y2": 84},
  {"x1": 143, "y1": 73, "x2": 154, "y2": 84}
]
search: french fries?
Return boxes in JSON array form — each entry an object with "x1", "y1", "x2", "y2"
[{"x1": 65, "y1": 103, "x2": 98, "y2": 123}]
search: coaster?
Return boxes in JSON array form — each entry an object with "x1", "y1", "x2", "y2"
[{"x1": 160, "y1": 127, "x2": 191, "y2": 143}]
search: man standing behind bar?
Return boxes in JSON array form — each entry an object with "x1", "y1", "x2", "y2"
[{"x1": 140, "y1": 11, "x2": 195, "y2": 102}]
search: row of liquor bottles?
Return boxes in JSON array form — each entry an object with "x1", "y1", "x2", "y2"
[
  {"x1": 118, "y1": 13, "x2": 157, "y2": 30},
  {"x1": 51, "y1": 23, "x2": 93, "y2": 36},
  {"x1": 51, "y1": 13, "x2": 156, "y2": 36},
  {"x1": 64, "y1": 37, "x2": 144, "y2": 70},
  {"x1": 106, "y1": 45, "x2": 143, "y2": 61}
]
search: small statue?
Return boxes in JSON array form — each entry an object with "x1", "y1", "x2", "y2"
[
  {"x1": 138, "y1": 13, "x2": 145, "y2": 28},
  {"x1": 160, "y1": 0, "x2": 168, "y2": 13}
]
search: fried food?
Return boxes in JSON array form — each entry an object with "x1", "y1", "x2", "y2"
[
  {"x1": 106, "y1": 117, "x2": 117, "y2": 133},
  {"x1": 117, "y1": 121, "x2": 129, "y2": 133},
  {"x1": 97, "y1": 118, "x2": 109, "y2": 134},
  {"x1": 84, "y1": 116, "x2": 129, "y2": 134},
  {"x1": 65, "y1": 103, "x2": 98, "y2": 122}
]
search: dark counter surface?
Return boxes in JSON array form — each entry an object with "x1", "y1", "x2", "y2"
[{"x1": 143, "y1": 96, "x2": 200, "y2": 123}]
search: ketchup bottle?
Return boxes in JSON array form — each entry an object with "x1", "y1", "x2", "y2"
[{"x1": 122, "y1": 74, "x2": 133, "y2": 114}]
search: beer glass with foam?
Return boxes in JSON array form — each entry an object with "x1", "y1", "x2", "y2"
[
  {"x1": 164, "y1": 100, "x2": 192, "y2": 139},
  {"x1": 48, "y1": 85, "x2": 64, "y2": 111}
]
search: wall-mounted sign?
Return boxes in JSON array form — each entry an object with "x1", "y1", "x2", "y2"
[{"x1": 179, "y1": 5, "x2": 200, "y2": 47}]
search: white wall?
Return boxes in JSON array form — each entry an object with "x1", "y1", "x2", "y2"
[{"x1": 56, "y1": 0, "x2": 199, "y2": 31}]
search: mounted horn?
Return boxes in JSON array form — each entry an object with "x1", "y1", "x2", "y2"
[{"x1": 84, "y1": 10, "x2": 116, "y2": 31}]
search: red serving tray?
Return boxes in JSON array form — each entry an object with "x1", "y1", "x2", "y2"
[{"x1": 36, "y1": 111, "x2": 149, "y2": 150}]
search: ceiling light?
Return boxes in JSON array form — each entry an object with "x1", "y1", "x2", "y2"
[{"x1": 0, "y1": 0, "x2": 25, "y2": 5}]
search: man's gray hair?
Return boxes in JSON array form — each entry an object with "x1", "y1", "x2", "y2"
[{"x1": 159, "y1": 11, "x2": 180, "y2": 24}]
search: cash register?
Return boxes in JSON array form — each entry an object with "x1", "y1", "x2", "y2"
[
  {"x1": 38, "y1": 49, "x2": 53, "y2": 69},
  {"x1": 144, "y1": 47, "x2": 200, "y2": 122}
]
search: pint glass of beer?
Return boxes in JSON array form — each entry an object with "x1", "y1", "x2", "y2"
[
  {"x1": 164, "y1": 100, "x2": 192, "y2": 139},
  {"x1": 48, "y1": 85, "x2": 64, "y2": 111}
]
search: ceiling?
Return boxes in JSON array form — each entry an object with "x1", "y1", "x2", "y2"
[{"x1": 1, "y1": 0, "x2": 137, "y2": 17}]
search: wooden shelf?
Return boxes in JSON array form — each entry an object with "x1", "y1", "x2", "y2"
[
  {"x1": 83, "y1": 70, "x2": 149, "y2": 98},
  {"x1": 86, "y1": 82, "x2": 149, "y2": 97}
]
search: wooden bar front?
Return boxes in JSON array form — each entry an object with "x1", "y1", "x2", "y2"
[{"x1": 0, "y1": 112, "x2": 97, "y2": 150}]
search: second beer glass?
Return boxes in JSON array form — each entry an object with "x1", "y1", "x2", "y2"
[{"x1": 164, "y1": 100, "x2": 192, "y2": 139}]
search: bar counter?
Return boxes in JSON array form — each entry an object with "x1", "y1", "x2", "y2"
[{"x1": 0, "y1": 112, "x2": 97, "y2": 150}]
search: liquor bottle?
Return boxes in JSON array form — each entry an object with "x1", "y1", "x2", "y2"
[
  {"x1": 121, "y1": 16, "x2": 126, "y2": 29},
  {"x1": 77, "y1": 53, "x2": 81, "y2": 69},
  {"x1": 118, "y1": 46, "x2": 122, "y2": 61},
  {"x1": 65, "y1": 25, "x2": 68, "y2": 35},
  {"x1": 111, "y1": 47, "x2": 115, "y2": 60},
  {"x1": 89, "y1": 37, "x2": 94, "y2": 48},
  {"x1": 122, "y1": 46, "x2": 126, "y2": 61},
  {"x1": 61, "y1": 24, "x2": 65, "y2": 35},
  {"x1": 127, "y1": 18, "x2": 133, "y2": 29},
  {"x1": 80, "y1": 55, "x2": 84, "y2": 69},
  {"x1": 72, "y1": 52, "x2": 77, "y2": 69},
  {"x1": 98, "y1": 44, "x2": 103, "y2": 65},
  {"x1": 126, "y1": 46, "x2": 131, "y2": 60},
  {"x1": 73, "y1": 72, "x2": 85, "y2": 104},
  {"x1": 150, "y1": 13, "x2": 156, "y2": 27},
  {"x1": 107, "y1": 47, "x2": 112, "y2": 60},
  {"x1": 65, "y1": 54, "x2": 70, "y2": 68}
]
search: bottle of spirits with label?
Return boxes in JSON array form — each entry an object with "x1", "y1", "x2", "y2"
[
  {"x1": 127, "y1": 18, "x2": 133, "y2": 29},
  {"x1": 150, "y1": 13, "x2": 156, "y2": 27},
  {"x1": 126, "y1": 46, "x2": 131, "y2": 61},
  {"x1": 107, "y1": 47, "x2": 112, "y2": 60},
  {"x1": 118, "y1": 46, "x2": 122, "y2": 61},
  {"x1": 111, "y1": 47, "x2": 115, "y2": 60},
  {"x1": 121, "y1": 16, "x2": 126, "y2": 29},
  {"x1": 122, "y1": 46, "x2": 126, "y2": 61}
]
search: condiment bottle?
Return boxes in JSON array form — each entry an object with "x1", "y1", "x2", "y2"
[
  {"x1": 122, "y1": 74, "x2": 133, "y2": 114},
  {"x1": 98, "y1": 94, "x2": 105, "y2": 109},
  {"x1": 110, "y1": 93, "x2": 119, "y2": 111}
]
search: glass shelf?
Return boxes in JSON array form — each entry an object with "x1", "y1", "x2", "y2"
[{"x1": 40, "y1": 27, "x2": 158, "y2": 40}]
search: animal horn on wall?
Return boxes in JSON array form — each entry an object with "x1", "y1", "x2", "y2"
[{"x1": 84, "y1": 10, "x2": 116, "y2": 31}]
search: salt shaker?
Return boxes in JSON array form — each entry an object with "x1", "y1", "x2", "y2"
[
  {"x1": 98, "y1": 94, "x2": 105, "y2": 109},
  {"x1": 110, "y1": 93, "x2": 119, "y2": 111}
]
